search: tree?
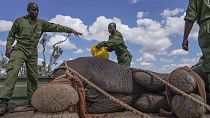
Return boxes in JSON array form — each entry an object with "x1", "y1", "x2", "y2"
[
  {"x1": 47, "y1": 34, "x2": 70, "y2": 73},
  {"x1": 38, "y1": 33, "x2": 48, "y2": 76}
]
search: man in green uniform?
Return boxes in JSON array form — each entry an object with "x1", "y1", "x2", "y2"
[
  {"x1": 96, "y1": 23, "x2": 132, "y2": 67},
  {"x1": 0, "y1": 2, "x2": 82, "y2": 115},
  {"x1": 182, "y1": 0, "x2": 210, "y2": 92}
]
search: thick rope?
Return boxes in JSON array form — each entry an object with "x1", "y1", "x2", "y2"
[
  {"x1": 51, "y1": 64, "x2": 87, "y2": 118},
  {"x1": 57, "y1": 62, "x2": 150, "y2": 118},
  {"x1": 138, "y1": 69, "x2": 210, "y2": 112}
]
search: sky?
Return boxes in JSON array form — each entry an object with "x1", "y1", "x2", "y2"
[{"x1": 0, "y1": 0, "x2": 202, "y2": 73}]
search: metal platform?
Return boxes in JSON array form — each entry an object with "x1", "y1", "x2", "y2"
[{"x1": 0, "y1": 76, "x2": 52, "y2": 104}]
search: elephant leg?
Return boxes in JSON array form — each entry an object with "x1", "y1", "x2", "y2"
[
  {"x1": 133, "y1": 93, "x2": 170, "y2": 113},
  {"x1": 133, "y1": 71, "x2": 167, "y2": 92}
]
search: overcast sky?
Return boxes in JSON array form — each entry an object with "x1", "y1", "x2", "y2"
[{"x1": 0, "y1": 0, "x2": 202, "y2": 73}]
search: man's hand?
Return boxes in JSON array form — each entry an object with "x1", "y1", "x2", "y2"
[
  {"x1": 96, "y1": 44, "x2": 102, "y2": 49},
  {"x1": 5, "y1": 48, "x2": 12, "y2": 58},
  {"x1": 71, "y1": 29, "x2": 83, "y2": 37},
  {"x1": 96, "y1": 41, "x2": 106, "y2": 49},
  {"x1": 182, "y1": 39, "x2": 189, "y2": 51}
]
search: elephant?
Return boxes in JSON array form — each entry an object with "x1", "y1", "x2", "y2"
[{"x1": 52, "y1": 57, "x2": 170, "y2": 113}]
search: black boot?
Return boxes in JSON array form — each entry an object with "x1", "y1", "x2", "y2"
[
  {"x1": 0, "y1": 98, "x2": 9, "y2": 116},
  {"x1": 22, "y1": 99, "x2": 32, "y2": 108},
  {"x1": 27, "y1": 100, "x2": 32, "y2": 108}
]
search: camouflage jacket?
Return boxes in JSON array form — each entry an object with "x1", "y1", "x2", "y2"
[{"x1": 97, "y1": 30, "x2": 131, "y2": 58}]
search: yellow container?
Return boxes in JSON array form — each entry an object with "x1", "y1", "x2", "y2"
[{"x1": 91, "y1": 45, "x2": 109, "y2": 59}]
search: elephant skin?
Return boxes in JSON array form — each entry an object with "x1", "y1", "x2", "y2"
[{"x1": 52, "y1": 57, "x2": 169, "y2": 113}]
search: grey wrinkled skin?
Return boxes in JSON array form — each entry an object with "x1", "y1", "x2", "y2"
[
  {"x1": 172, "y1": 93, "x2": 206, "y2": 118},
  {"x1": 53, "y1": 57, "x2": 169, "y2": 113},
  {"x1": 133, "y1": 70, "x2": 169, "y2": 92}
]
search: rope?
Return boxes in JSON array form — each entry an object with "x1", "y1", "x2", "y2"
[
  {"x1": 51, "y1": 64, "x2": 86, "y2": 117},
  {"x1": 57, "y1": 62, "x2": 150, "y2": 118},
  {"x1": 138, "y1": 69, "x2": 210, "y2": 112}
]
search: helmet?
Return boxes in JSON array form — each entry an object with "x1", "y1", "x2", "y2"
[{"x1": 27, "y1": 2, "x2": 39, "y2": 11}]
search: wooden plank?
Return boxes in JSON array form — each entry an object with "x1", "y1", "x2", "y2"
[{"x1": 2, "y1": 111, "x2": 210, "y2": 118}]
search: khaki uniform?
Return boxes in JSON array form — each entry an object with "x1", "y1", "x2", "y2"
[
  {"x1": 0, "y1": 15, "x2": 74, "y2": 99},
  {"x1": 185, "y1": 0, "x2": 210, "y2": 91},
  {"x1": 97, "y1": 30, "x2": 132, "y2": 67}
]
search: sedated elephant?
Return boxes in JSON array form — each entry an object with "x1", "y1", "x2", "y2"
[{"x1": 52, "y1": 57, "x2": 170, "y2": 113}]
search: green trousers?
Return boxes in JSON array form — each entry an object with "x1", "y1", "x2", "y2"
[
  {"x1": 199, "y1": 22, "x2": 210, "y2": 73},
  {"x1": 192, "y1": 63, "x2": 209, "y2": 92},
  {"x1": 117, "y1": 51, "x2": 132, "y2": 67},
  {"x1": 195, "y1": 22, "x2": 210, "y2": 92},
  {"x1": 0, "y1": 48, "x2": 38, "y2": 99}
]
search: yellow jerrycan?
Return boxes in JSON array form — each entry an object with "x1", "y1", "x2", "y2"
[{"x1": 91, "y1": 45, "x2": 109, "y2": 59}]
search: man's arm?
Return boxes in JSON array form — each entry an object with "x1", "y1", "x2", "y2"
[
  {"x1": 96, "y1": 40, "x2": 115, "y2": 52},
  {"x1": 42, "y1": 20, "x2": 82, "y2": 36},
  {"x1": 182, "y1": 0, "x2": 197, "y2": 51},
  {"x1": 5, "y1": 20, "x2": 18, "y2": 58},
  {"x1": 182, "y1": 20, "x2": 194, "y2": 51},
  {"x1": 96, "y1": 33, "x2": 122, "y2": 51}
]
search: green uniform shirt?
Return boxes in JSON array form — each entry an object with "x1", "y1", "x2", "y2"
[
  {"x1": 97, "y1": 30, "x2": 132, "y2": 66},
  {"x1": 97, "y1": 30, "x2": 131, "y2": 58},
  {"x1": 185, "y1": 0, "x2": 210, "y2": 25},
  {"x1": 6, "y1": 15, "x2": 73, "y2": 50},
  {"x1": 185, "y1": 0, "x2": 210, "y2": 72}
]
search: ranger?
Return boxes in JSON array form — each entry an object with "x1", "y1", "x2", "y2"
[
  {"x1": 182, "y1": 0, "x2": 210, "y2": 92},
  {"x1": 0, "y1": 2, "x2": 82, "y2": 115},
  {"x1": 96, "y1": 23, "x2": 132, "y2": 67}
]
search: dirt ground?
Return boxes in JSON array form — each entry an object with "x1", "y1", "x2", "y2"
[{"x1": 1, "y1": 111, "x2": 210, "y2": 118}]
